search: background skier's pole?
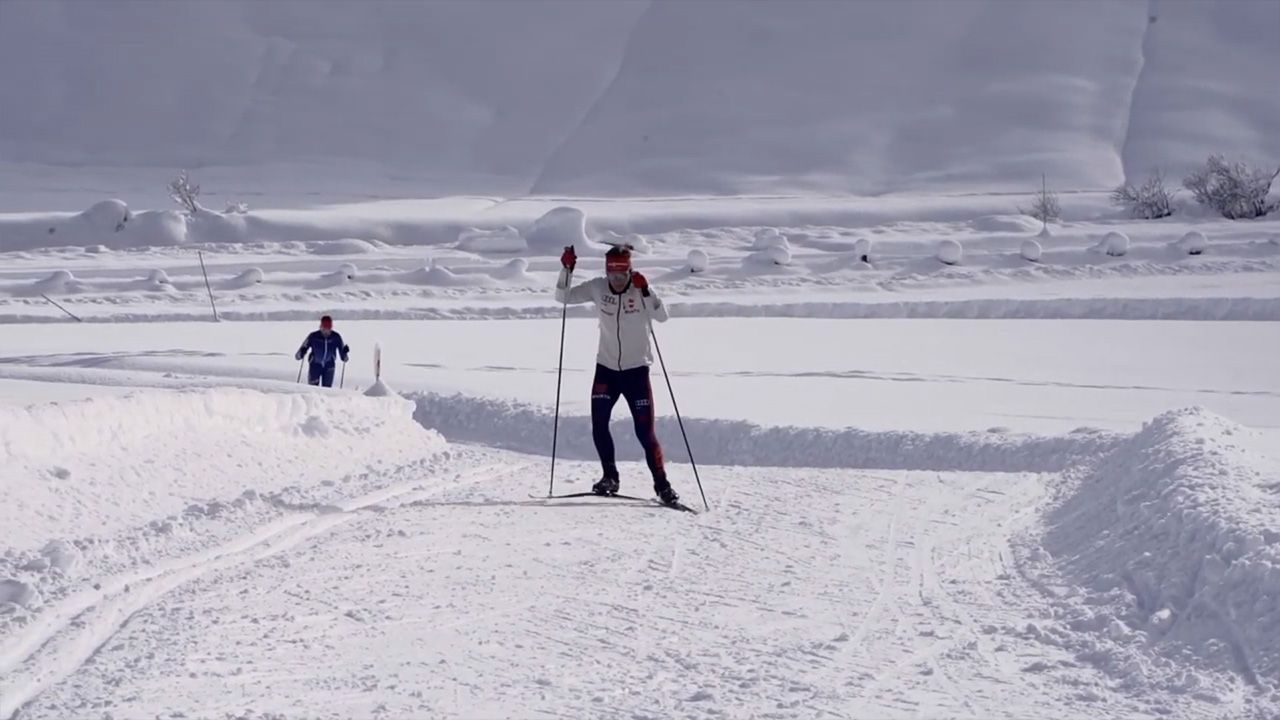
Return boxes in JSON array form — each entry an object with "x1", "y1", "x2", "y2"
[
  {"x1": 296, "y1": 358, "x2": 304, "y2": 383},
  {"x1": 643, "y1": 292, "x2": 708, "y2": 511},
  {"x1": 197, "y1": 250, "x2": 219, "y2": 322},
  {"x1": 548, "y1": 247, "x2": 572, "y2": 496},
  {"x1": 340, "y1": 361, "x2": 346, "y2": 389}
]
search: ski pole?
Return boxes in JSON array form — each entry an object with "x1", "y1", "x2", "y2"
[
  {"x1": 642, "y1": 292, "x2": 708, "y2": 511},
  {"x1": 340, "y1": 361, "x2": 346, "y2": 389},
  {"x1": 549, "y1": 247, "x2": 572, "y2": 496},
  {"x1": 296, "y1": 358, "x2": 304, "y2": 383}
]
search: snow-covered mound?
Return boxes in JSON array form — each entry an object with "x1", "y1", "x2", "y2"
[
  {"x1": 1173, "y1": 230, "x2": 1208, "y2": 255},
  {"x1": 0, "y1": 387, "x2": 437, "y2": 553},
  {"x1": 525, "y1": 206, "x2": 590, "y2": 254},
  {"x1": 407, "y1": 391, "x2": 1123, "y2": 475},
  {"x1": 0, "y1": 1, "x2": 1276, "y2": 200},
  {"x1": 457, "y1": 226, "x2": 527, "y2": 254},
  {"x1": 1025, "y1": 407, "x2": 1280, "y2": 693}
]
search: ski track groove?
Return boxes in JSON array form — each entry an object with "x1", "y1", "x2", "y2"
[
  {"x1": 0, "y1": 460, "x2": 529, "y2": 720},
  {"x1": 9, "y1": 463, "x2": 1183, "y2": 719}
]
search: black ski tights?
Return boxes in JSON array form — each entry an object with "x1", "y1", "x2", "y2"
[{"x1": 589, "y1": 363, "x2": 669, "y2": 490}]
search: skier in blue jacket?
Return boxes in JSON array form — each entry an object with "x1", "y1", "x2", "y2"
[{"x1": 295, "y1": 315, "x2": 349, "y2": 387}]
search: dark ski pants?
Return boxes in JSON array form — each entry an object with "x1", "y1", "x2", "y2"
[
  {"x1": 308, "y1": 362, "x2": 336, "y2": 388},
  {"x1": 591, "y1": 363, "x2": 669, "y2": 490}
]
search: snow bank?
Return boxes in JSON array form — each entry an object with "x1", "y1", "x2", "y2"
[
  {"x1": 0, "y1": 387, "x2": 438, "y2": 553},
  {"x1": 409, "y1": 391, "x2": 1122, "y2": 474},
  {"x1": 308, "y1": 238, "x2": 380, "y2": 255},
  {"x1": 8, "y1": 294, "x2": 1280, "y2": 325},
  {"x1": 525, "y1": 206, "x2": 590, "y2": 254},
  {"x1": 1025, "y1": 407, "x2": 1280, "y2": 693},
  {"x1": 1173, "y1": 230, "x2": 1208, "y2": 255},
  {"x1": 457, "y1": 226, "x2": 527, "y2": 254}
]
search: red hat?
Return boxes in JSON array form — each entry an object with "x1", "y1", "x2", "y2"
[
  {"x1": 320, "y1": 315, "x2": 333, "y2": 328},
  {"x1": 605, "y1": 246, "x2": 632, "y2": 273}
]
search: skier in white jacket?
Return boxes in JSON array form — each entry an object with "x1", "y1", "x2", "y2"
[{"x1": 555, "y1": 243, "x2": 679, "y2": 506}]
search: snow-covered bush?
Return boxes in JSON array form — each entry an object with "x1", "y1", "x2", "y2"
[
  {"x1": 937, "y1": 239, "x2": 962, "y2": 265},
  {"x1": 1181, "y1": 155, "x2": 1280, "y2": 220},
  {"x1": 687, "y1": 248, "x2": 708, "y2": 272},
  {"x1": 167, "y1": 170, "x2": 201, "y2": 214},
  {"x1": 751, "y1": 228, "x2": 788, "y2": 251},
  {"x1": 1111, "y1": 169, "x2": 1177, "y2": 219},
  {"x1": 1172, "y1": 231, "x2": 1207, "y2": 255},
  {"x1": 223, "y1": 200, "x2": 249, "y2": 215},
  {"x1": 1020, "y1": 238, "x2": 1042, "y2": 262}
]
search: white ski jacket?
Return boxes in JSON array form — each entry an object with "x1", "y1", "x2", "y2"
[{"x1": 555, "y1": 267, "x2": 669, "y2": 371}]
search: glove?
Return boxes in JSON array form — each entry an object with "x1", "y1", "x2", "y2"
[
  {"x1": 295, "y1": 349, "x2": 305, "y2": 361},
  {"x1": 631, "y1": 271, "x2": 649, "y2": 295},
  {"x1": 560, "y1": 245, "x2": 576, "y2": 270},
  {"x1": 340, "y1": 345, "x2": 350, "y2": 362}
]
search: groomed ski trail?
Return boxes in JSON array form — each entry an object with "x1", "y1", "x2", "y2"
[
  {"x1": 9, "y1": 455, "x2": 1198, "y2": 720},
  {"x1": 0, "y1": 457, "x2": 531, "y2": 720}
]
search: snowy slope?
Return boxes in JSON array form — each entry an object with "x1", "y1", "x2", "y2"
[{"x1": 1, "y1": 0, "x2": 1278, "y2": 203}]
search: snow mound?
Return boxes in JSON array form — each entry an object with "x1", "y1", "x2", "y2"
[
  {"x1": 687, "y1": 248, "x2": 709, "y2": 273},
  {"x1": 937, "y1": 239, "x2": 963, "y2": 265},
  {"x1": 1031, "y1": 407, "x2": 1280, "y2": 690},
  {"x1": 1173, "y1": 230, "x2": 1208, "y2": 255},
  {"x1": 79, "y1": 199, "x2": 130, "y2": 233},
  {"x1": 400, "y1": 261, "x2": 496, "y2": 288},
  {"x1": 490, "y1": 257, "x2": 534, "y2": 282},
  {"x1": 743, "y1": 245, "x2": 794, "y2": 268},
  {"x1": 457, "y1": 226, "x2": 527, "y2": 254},
  {"x1": 853, "y1": 237, "x2": 872, "y2": 262},
  {"x1": 123, "y1": 268, "x2": 175, "y2": 293},
  {"x1": 225, "y1": 267, "x2": 264, "y2": 289},
  {"x1": 526, "y1": 206, "x2": 590, "y2": 254},
  {"x1": 407, "y1": 391, "x2": 1122, "y2": 474},
  {"x1": 1093, "y1": 231, "x2": 1130, "y2": 257},
  {"x1": 308, "y1": 238, "x2": 379, "y2": 255},
  {"x1": 32, "y1": 270, "x2": 83, "y2": 295},
  {"x1": 971, "y1": 215, "x2": 1041, "y2": 233},
  {"x1": 750, "y1": 228, "x2": 789, "y2": 251},
  {"x1": 363, "y1": 380, "x2": 397, "y2": 398},
  {"x1": 0, "y1": 387, "x2": 439, "y2": 554},
  {"x1": 337, "y1": 262, "x2": 357, "y2": 280},
  {"x1": 1020, "y1": 238, "x2": 1042, "y2": 262}
]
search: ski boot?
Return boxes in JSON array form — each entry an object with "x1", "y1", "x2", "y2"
[
  {"x1": 654, "y1": 479, "x2": 680, "y2": 507},
  {"x1": 592, "y1": 475, "x2": 620, "y2": 496}
]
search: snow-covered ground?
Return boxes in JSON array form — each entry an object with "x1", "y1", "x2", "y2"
[
  {"x1": 1, "y1": 194, "x2": 1278, "y2": 720},
  {"x1": 2, "y1": 2, "x2": 1280, "y2": 717}
]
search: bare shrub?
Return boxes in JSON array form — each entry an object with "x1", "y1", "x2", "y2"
[
  {"x1": 1181, "y1": 155, "x2": 1279, "y2": 220},
  {"x1": 1111, "y1": 169, "x2": 1177, "y2": 219},
  {"x1": 1019, "y1": 173, "x2": 1060, "y2": 230},
  {"x1": 167, "y1": 170, "x2": 201, "y2": 214}
]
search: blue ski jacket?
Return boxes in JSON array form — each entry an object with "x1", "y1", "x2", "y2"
[{"x1": 296, "y1": 330, "x2": 349, "y2": 366}]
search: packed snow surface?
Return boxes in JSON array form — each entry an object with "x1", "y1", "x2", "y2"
[{"x1": 1, "y1": 2, "x2": 1279, "y2": 709}]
